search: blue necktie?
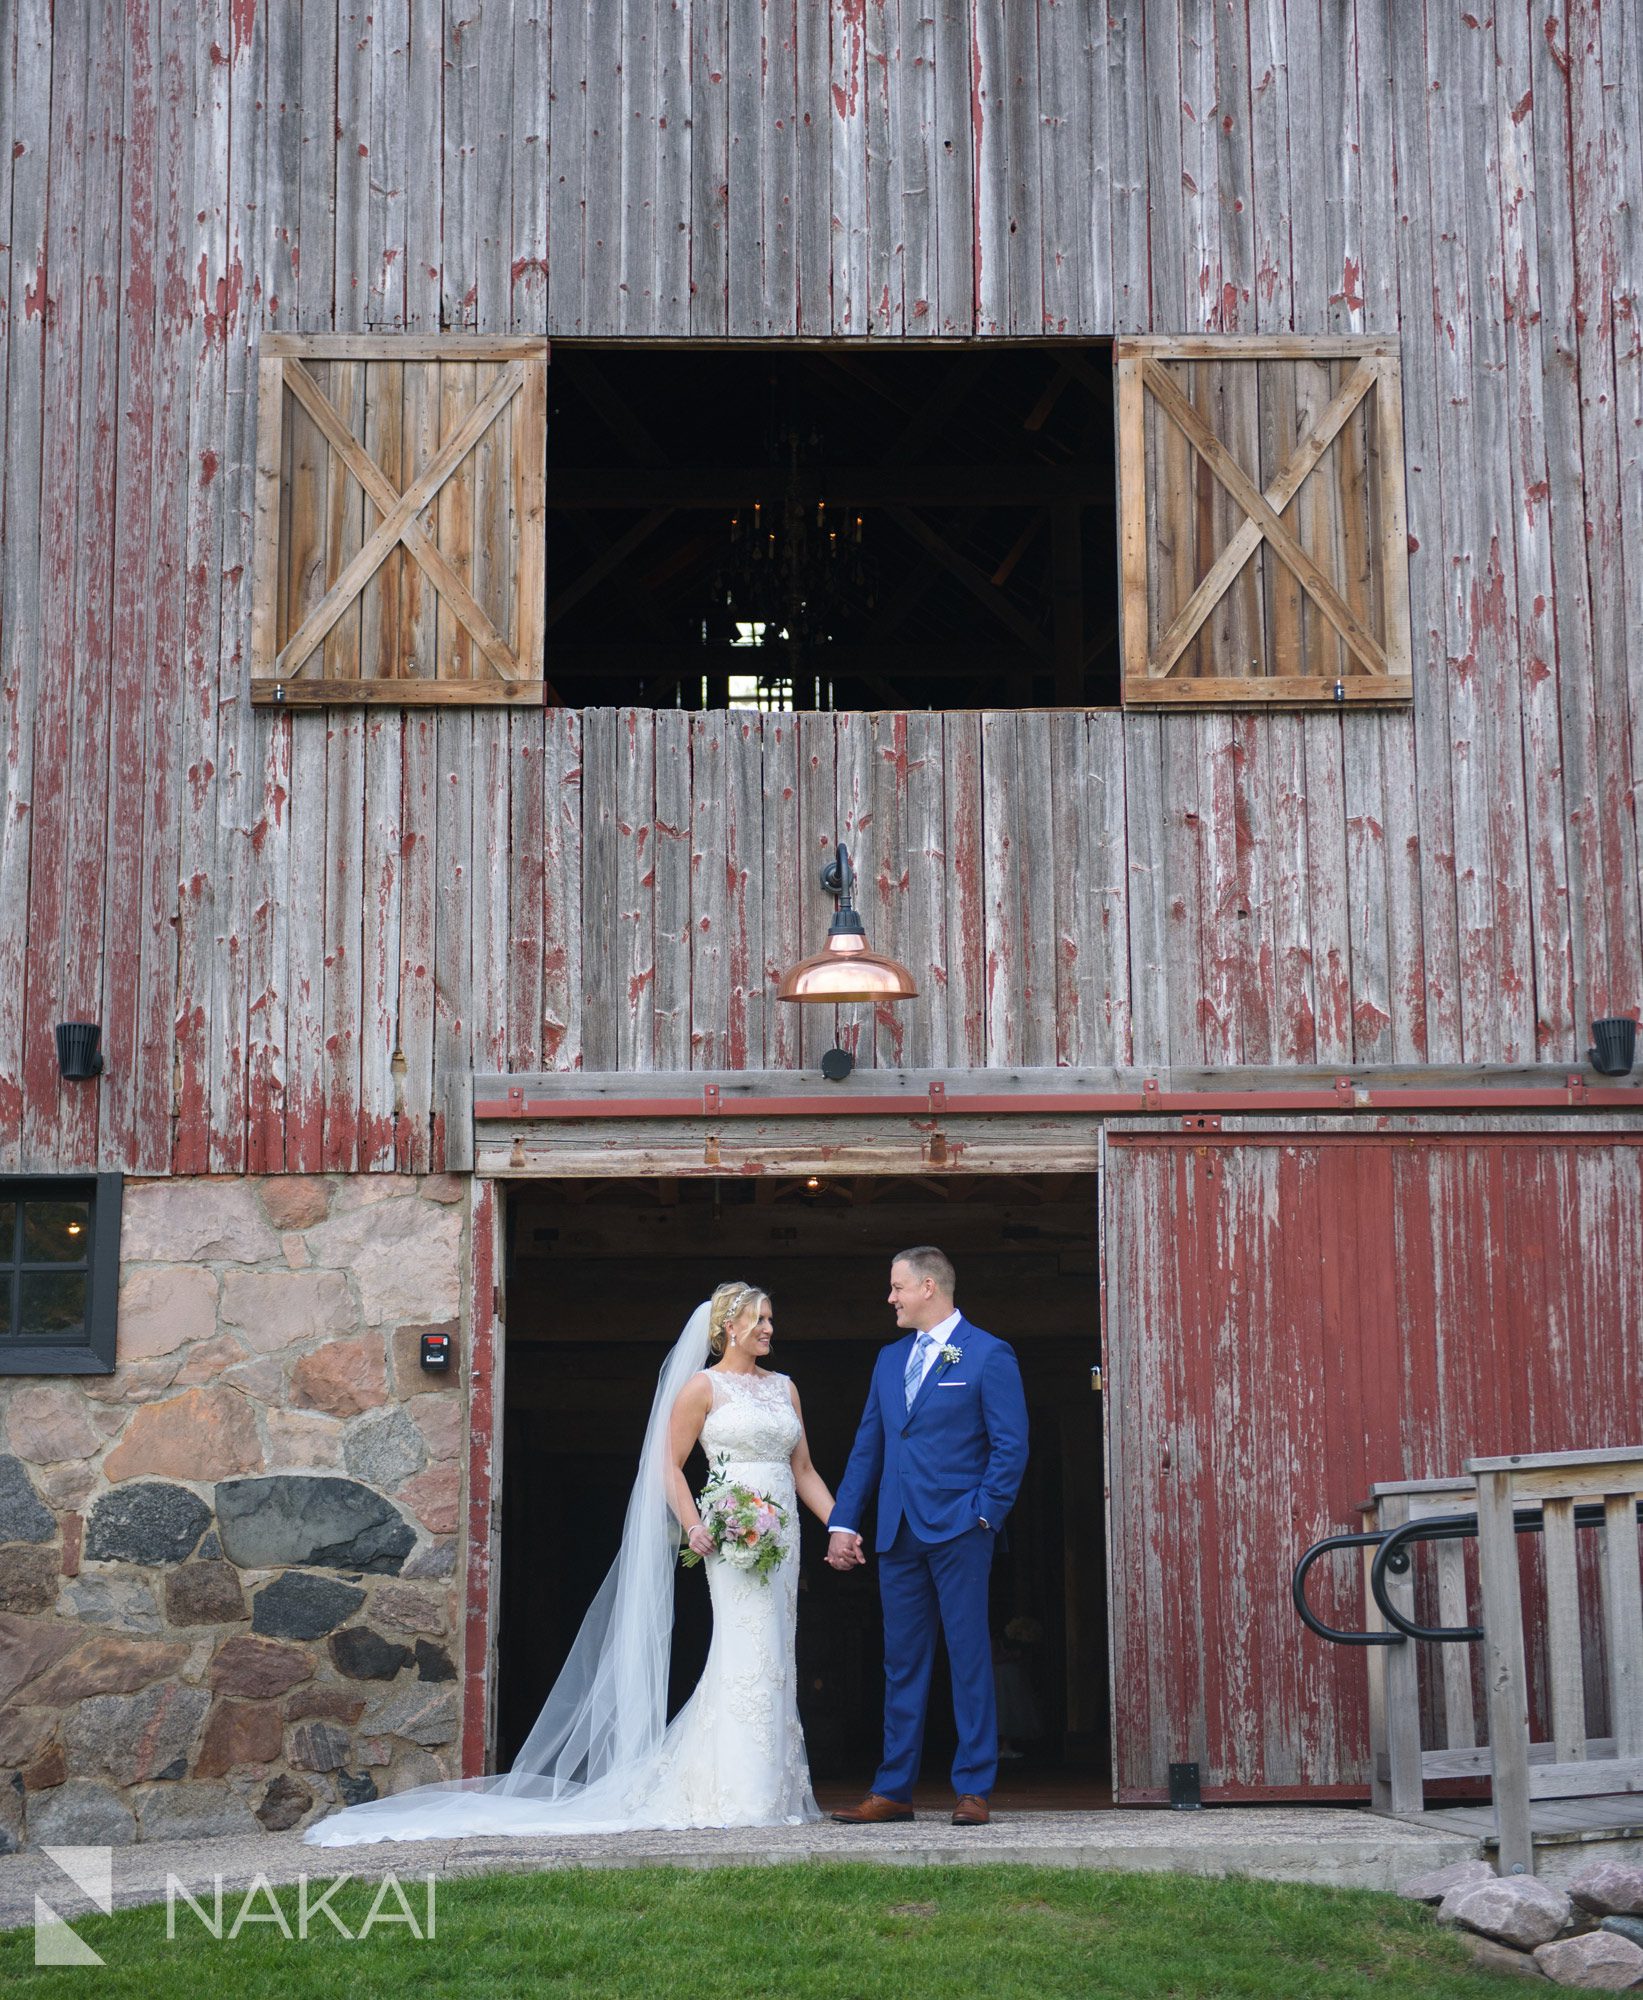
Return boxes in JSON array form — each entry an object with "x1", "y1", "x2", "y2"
[{"x1": 904, "y1": 1333, "x2": 933, "y2": 1410}]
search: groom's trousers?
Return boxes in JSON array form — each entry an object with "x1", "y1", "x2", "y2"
[{"x1": 873, "y1": 1520, "x2": 998, "y2": 1801}]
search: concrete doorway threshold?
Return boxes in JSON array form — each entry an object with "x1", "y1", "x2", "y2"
[{"x1": 0, "y1": 1808, "x2": 1483, "y2": 1930}]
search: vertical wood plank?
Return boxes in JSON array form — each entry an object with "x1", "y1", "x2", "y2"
[
  {"x1": 863, "y1": 0, "x2": 896, "y2": 334},
  {"x1": 1434, "y1": 1540, "x2": 1478, "y2": 1750},
  {"x1": 931, "y1": 0, "x2": 974, "y2": 334},
  {"x1": 542, "y1": 705, "x2": 583, "y2": 1069},
  {"x1": 505, "y1": 710, "x2": 546, "y2": 1076},
  {"x1": 970, "y1": 0, "x2": 1007, "y2": 336},
  {"x1": 828, "y1": 0, "x2": 866, "y2": 333},
  {"x1": 99, "y1": 0, "x2": 168, "y2": 1166},
  {"x1": 618, "y1": 0, "x2": 657, "y2": 334},
  {"x1": 547, "y1": 0, "x2": 589, "y2": 335},
  {"x1": 1541, "y1": 1496, "x2": 1587, "y2": 1761},
  {"x1": 512, "y1": 0, "x2": 550, "y2": 333},
  {"x1": 760, "y1": 710, "x2": 802, "y2": 1068},
  {"x1": 21, "y1": 0, "x2": 91, "y2": 1168},
  {"x1": 579, "y1": 707, "x2": 618, "y2": 1071},
  {"x1": 1037, "y1": 0, "x2": 1089, "y2": 336},
  {"x1": 430, "y1": 709, "x2": 475, "y2": 1169},
  {"x1": 726, "y1": 710, "x2": 765, "y2": 1068},
  {"x1": 690, "y1": 709, "x2": 730, "y2": 1068},
  {"x1": 892, "y1": 0, "x2": 935, "y2": 336},
  {"x1": 366, "y1": 0, "x2": 409, "y2": 325},
  {"x1": 321, "y1": 708, "x2": 365, "y2": 1170},
  {"x1": 358, "y1": 709, "x2": 404, "y2": 1167},
  {"x1": 652, "y1": 706, "x2": 692, "y2": 1070},
  {"x1": 583, "y1": 0, "x2": 622, "y2": 335},
  {"x1": 795, "y1": 708, "x2": 839, "y2": 1073},
  {"x1": 652, "y1": 0, "x2": 691, "y2": 331},
  {"x1": 1387, "y1": 11, "x2": 1461, "y2": 1061},
  {"x1": 690, "y1": 0, "x2": 729, "y2": 335},
  {"x1": 0, "y1": 0, "x2": 52, "y2": 1168},
  {"x1": 1602, "y1": 1492, "x2": 1643, "y2": 1760},
  {"x1": 615, "y1": 706, "x2": 657, "y2": 1068},
  {"x1": 792, "y1": 0, "x2": 831, "y2": 336},
  {"x1": 865, "y1": 712, "x2": 913, "y2": 1070},
  {"x1": 1474, "y1": 1467, "x2": 1534, "y2": 1876},
  {"x1": 207, "y1": 0, "x2": 265, "y2": 1171},
  {"x1": 941, "y1": 708, "x2": 986, "y2": 1068}
]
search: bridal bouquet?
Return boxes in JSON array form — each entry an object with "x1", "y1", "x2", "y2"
[{"x1": 680, "y1": 1456, "x2": 790, "y2": 1583}]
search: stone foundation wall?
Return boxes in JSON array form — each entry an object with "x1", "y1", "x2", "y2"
[{"x1": 0, "y1": 1174, "x2": 471, "y2": 1850}]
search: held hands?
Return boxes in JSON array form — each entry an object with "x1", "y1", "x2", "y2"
[
  {"x1": 686, "y1": 1522, "x2": 716, "y2": 1560},
  {"x1": 826, "y1": 1530, "x2": 866, "y2": 1571}
]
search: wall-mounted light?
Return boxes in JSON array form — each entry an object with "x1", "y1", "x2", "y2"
[
  {"x1": 55, "y1": 1023, "x2": 104, "y2": 1081},
  {"x1": 776, "y1": 842, "x2": 919, "y2": 1006},
  {"x1": 1589, "y1": 1017, "x2": 1638, "y2": 1077}
]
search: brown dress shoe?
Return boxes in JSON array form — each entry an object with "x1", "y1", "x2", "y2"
[
  {"x1": 951, "y1": 1794, "x2": 990, "y2": 1825},
  {"x1": 829, "y1": 1792, "x2": 915, "y2": 1824}
]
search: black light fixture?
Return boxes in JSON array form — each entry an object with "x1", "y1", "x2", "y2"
[
  {"x1": 55, "y1": 1023, "x2": 104, "y2": 1081},
  {"x1": 1588, "y1": 1017, "x2": 1638, "y2": 1077}
]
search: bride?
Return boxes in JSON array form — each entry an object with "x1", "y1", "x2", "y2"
[{"x1": 304, "y1": 1281, "x2": 833, "y2": 1843}]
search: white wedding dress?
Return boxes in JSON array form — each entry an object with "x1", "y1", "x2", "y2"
[
  {"x1": 639, "y1": 1370, "x2": 819, "y2": 1826},
  {"x1": 305, "y1": 1313, "x2": 820, "y2": 1846}
]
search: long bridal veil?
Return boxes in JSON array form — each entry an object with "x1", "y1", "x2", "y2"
[{"x1": 304, "y1": 1301, "x2": 713, "y2": 1845}]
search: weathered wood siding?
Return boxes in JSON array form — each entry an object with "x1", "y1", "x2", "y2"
[
  {"x1": 1102, "y1": 1127, "x2": 1643, "y2": 1799},
  {"x1": 1, "y1": 2, "x2": 1640, "y2": 1173}
]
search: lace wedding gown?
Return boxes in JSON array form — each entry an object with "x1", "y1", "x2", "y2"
[
  {"x1": 305, "y1": 1363, "x2": 819, "y2": 1843},
  {"x1": 641, "y1": 1369, "x2": 820, "y2": 1827}
]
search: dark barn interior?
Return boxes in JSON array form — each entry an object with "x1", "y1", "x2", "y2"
[
  {"x1": 498, "y1": 1173, "x2": 1109, "y2": 1804},
  {"x1": 545, "y1": 346, "x2": 1120, "y2": 711}
]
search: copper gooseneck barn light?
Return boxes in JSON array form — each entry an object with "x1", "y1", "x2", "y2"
[{"x1": 777, "y1": 842, "x2": 918, "y2": 1078}]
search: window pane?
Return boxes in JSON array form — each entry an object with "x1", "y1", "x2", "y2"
[
  {"x1": 23, "y1": 1201, "x2": 90, "y2": 1264},
  {"x1": 19, "y1": 1270, "x2": 88, "y2": 1340},
  {"x1": 0, "y1": 1282, "x2": 10, "y2": 1338},
  {"x1": 0, "y1": 1201, "x2": 14, "y2": 1266}
]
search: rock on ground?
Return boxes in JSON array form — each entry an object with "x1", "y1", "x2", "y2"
[
  {"x1": 1570, "y1": 1865, "x2": 1643, "y2": 1920},
  {"x1": 1440, "y1": 1875, "x2": 1573, "y2": 1952},
  {"x1": 1531, "y1": 1931, "x2": 1643, "y2": 1990},
  {"x1": 1399, "y1": 1857, "x2": 1495, "y2": 1904},
  {"x1": 1455, "y1": 1931, "x2": 1547, "y2": 1979}
]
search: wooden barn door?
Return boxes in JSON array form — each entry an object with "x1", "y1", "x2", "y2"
[
  {"x1": 1100, "y1": 1127, "x2": 1643, "y2": 1802},
  {"x1": 1115, "y1": 336, "x2": 1412, "y2": 707}
]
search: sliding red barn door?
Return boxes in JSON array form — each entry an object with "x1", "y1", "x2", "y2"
[{"x1": 1100, "y1": 1128, "x2": 1643, "y2": 1802}]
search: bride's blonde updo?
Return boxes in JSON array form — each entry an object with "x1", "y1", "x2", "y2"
[{"x1": 706, "y1": 1280, "x2": 767, "y2": 1359}]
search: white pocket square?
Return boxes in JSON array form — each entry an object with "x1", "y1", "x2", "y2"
[{"x1": 938, "y1": 1380, "x2": 967, "y2": 1387}]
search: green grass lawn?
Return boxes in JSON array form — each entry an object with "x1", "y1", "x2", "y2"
[{"x1": 2, "y1": 1862, "x2": 1510, "y2": 1999}]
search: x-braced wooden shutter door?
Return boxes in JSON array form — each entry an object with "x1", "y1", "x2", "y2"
[
  {"x1": 251, "y1": 336, "x2": 548, "y2": 706},
  {"x1": 1116, "y1": 337, "x2": 1412, "y2": 707}
]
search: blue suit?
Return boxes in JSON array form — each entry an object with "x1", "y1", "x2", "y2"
[{"x1": 829, "y1": 1317, "x2": 1029, "y2": 1800}]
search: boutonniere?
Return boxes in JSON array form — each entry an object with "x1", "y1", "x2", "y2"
[{"x1": 939, "y1": 1344, "x2": 963, "y2": 1366}]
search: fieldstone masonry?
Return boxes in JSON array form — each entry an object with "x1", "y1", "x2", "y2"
[{"x1": 0, "y1": 1173, "x2": 470, "y2": 1851}]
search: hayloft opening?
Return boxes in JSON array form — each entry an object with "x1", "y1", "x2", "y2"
[
  {"x1": 497, "y1": 1172, "x2": 1110, "y2": 1809},
  {"x1": 545, "y1": 346, "x2": 1119, "y2": 711}
]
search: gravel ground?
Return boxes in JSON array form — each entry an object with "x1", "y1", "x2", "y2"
[{"x1": 0, "y1": 1807, "x2": 1480, "y2": 1930}]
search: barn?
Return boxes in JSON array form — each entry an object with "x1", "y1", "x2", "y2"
[{"x1": 1, "y1": 0, "x2": 1640, "y2": 1849}]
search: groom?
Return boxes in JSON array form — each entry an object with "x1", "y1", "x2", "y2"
[{"x1": 825, "y1": 1246, "x2": 1029, "y2": 1826}]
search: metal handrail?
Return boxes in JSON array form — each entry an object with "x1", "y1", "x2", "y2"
[
  {"x1": 1292, "y1": 1499, "x2": 1643, "y2": 1649},
  {"x1": 1290, "y1": 1529, "x2": 1407, "y2": 1646}
]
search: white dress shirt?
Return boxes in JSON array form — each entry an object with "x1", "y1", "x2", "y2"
[{"x1": 831, "y1": 1310, "x2": 965, "y2": 1537}]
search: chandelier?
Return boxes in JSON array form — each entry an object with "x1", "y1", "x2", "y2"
[{"x1": 713, "y1": 428, "x2": 873, "y2": 648}]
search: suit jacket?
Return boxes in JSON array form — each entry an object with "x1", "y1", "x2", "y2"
[{"x1": 828, "y1": 1317, "x2": 1029, "y2": 1551}]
